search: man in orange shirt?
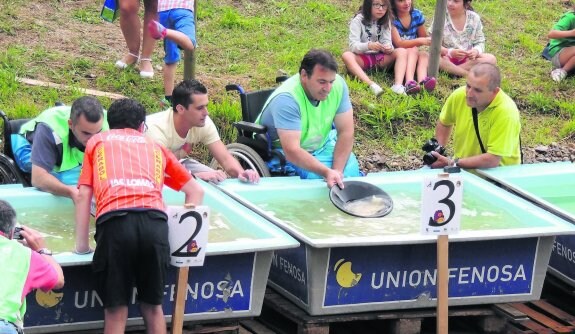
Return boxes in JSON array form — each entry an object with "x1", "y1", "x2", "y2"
[{"x1": 74, "y1": 98, "x2": 204, "y2": 334}]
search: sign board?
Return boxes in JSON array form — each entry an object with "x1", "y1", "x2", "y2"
[
  {"x1": 167, "y1": 205, "x2": 209, "y2": 267},
  {"x1": 421, "y1": 175, "x2": 463, "y2": 235}
]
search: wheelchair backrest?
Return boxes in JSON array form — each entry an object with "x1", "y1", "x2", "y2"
[
  {"x1": 1, "y1": 110, "x2": 30, "y2": 160},
  {"x1": 240, "y1": 89, "x2": 277, "y2": 123}
]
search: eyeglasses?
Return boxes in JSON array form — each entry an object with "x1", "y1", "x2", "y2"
[
  {"x1": 372, "y1": 3, "x2": 388, "y2": 9},
  {"x1": 141, "y1": 122, "x2": 148, "y2": 132}
]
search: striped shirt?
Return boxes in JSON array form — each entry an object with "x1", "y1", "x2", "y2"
[
  {"x1": 158, "y1": 0, "x2": 194, "y2": 12},
  {"x1": 393, "y1": 9, "x2": 425, "y2": 41},
  {"x1": 78, "y1": 128, "x2": 192, "y2": 218}
]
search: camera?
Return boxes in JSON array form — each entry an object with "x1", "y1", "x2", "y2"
[
  {"x1": 13, "y1": 226, "x2": 24, "y2": 240},
  {"x1": 422, "y1": 138, "x2": 446, "y2": 165}
]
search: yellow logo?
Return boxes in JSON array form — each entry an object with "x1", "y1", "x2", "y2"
[
  {"x1": 96, "y1": 146, "x2": 107, "y2": 181},
  {"x1": 35, "y1": 289, "x2": 63, "y2": 308},
  {"x1": 334, "y1": 259, "x2": 362, "y2": 288}
]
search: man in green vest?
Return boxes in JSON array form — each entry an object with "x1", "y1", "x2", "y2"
[
  {"x1": 13, "y1": 96, "x2": 108, "y2": 201},
  {"x1": 257, "y1": 49, "x2": 361, "y2": 188},
  {"x1": 0, "y1": 200, "x2": 64, "y2": 334}
]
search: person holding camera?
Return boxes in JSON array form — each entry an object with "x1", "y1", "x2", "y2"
[
  {"x1": 0, "y1": 200, "x2": 64, "y2": 334},
  {"x1": 426, "y1": 63, "x2": 521, "y2": 169}
]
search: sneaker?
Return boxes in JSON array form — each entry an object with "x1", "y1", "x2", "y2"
[
  {"x1": 369, "y1": 83, "x2": 384, "y2": 97},
  {"x1": 420, "y1": 76, "x2": 437, "y2": 92},
  {"x1": 551, "y1": 68, "x2": 567, "y2": 82},
  {"x1": 390, "y1": 84, "x2": 406, "y2": 95},
  {"x1": 405, "y1": 80, "x2": 421, "y2": 95},
  {"x1": 148, "y1": 20, "x2": 167, "y2": 40}
]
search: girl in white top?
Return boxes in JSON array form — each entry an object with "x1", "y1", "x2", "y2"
[
  {"x1": 342, "y1": 0, "x2": 409, "y2": 95},
  {"x1": 434, "y1": 0, "x2": 496, "y2": 77}
]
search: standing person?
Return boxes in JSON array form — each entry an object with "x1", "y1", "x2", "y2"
[
  {"x1": 429, "y1": 63, "x2": 521, "y2": 169},
  {"x1": 12, "y1": 97, "x2": 108, "y2": 201},
  {"x1": 433, "y1": 0, "x2": 496, "y2": 77},
  {"x1": 0, "y1": 200, "x2": 64, "y2": 334},
  {"x1": 390, "y1": 0, "x2": 436, "y2": 94},
  {"x1": 74, "y1": 98, "x2": 204, "y2": 333},
  {"x1": 342, "y1": 0, "x2": 409, "y2": 96},
  {"x1": 114, "y1": 0, "x2": 158, "y2": 78},
  {"x1": 147, "y1": 0, "x2": 197, "y2": 106},
  {"x1": 257, "y1": 49, "x2": 362, "y2": 188},
  {"x1": 146, "y1": 79, "x2": 259, "y2": 184},
  {"x1": 546, "y1": 5, "x2": 575, "y2": 82}
]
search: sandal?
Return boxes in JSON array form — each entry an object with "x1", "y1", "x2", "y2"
[
  {"x1": 139, "y1": 58, "x2": 154, "y2": 78},
  {"x1": 115, "y1": 52, "x2": 139, "y2": 69}
]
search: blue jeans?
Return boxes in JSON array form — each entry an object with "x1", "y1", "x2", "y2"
[
  {"x1": 159, "y1": 8, "x2": 196, "y2": 64},
  {"x1": 268, "y1": 129, "x2": 362, "y2": 179},
  {"x1": 0, "y1": 320, "x2": 19, "y2": 334}
]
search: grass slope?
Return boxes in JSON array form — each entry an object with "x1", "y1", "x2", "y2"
[{"x1": 0, "y1": 0, "x2": 573, "y2": 163}]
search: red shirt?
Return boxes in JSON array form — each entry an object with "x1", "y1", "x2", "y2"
[{"x1": 78, "y1": 128, "x2": 192, "y2": 218}]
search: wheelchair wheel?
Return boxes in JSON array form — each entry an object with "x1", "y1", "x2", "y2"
[
  {"x1": 0, "y1": 153, "x2": 23, "y2": 185},
  {"x1": 209, "y1": 143, "x2": 271, "y2": 177}
]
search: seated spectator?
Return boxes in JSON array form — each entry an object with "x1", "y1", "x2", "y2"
[
  {"x1": 546, "y1": 5, "x2": 575, "y2": 82},
  {"x1": 432, "y1": 0, "x2": 496, "y2": 77}
]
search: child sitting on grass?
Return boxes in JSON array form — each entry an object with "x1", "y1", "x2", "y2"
[
  {"x1": 148, "y1": 0, "x2": 197, "y2": 106},
  {"x1": 342, "y1": 0, "x2": 409, "y2": 96},
  {"x1": 547, "y1": 5, "x2": 575, "y2": 82},
  {"x1": 390, "y1": 0, "x2": 436, "y2": 94}
]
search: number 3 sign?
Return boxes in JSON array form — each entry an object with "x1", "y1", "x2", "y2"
[
  {"x1": 420, "y1": 175, "x2": 463, "y2": 235},
  {"x1": 167, "y1": 205, "x2": 210, "y2": 267}
]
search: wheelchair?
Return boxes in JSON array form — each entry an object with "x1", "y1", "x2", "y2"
[
  {"x1": 209, "y1": 76, "x2": 289, "y2": 177},
  {"x1": 0, "y1": 110, "x2": 31, "y2": 185}
]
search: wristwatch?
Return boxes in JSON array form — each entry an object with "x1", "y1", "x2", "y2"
[
  {"x1": 453, "y1": 157, "x2": 460, "y2": 167},
  {"x1": 37, "y1": 248, "x2": 53, "y2": 256}
]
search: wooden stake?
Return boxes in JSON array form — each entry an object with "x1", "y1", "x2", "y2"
[
  {"x1": 16, "y1": 77, "x2": 126, "y2": 100},
  {"x1": 437, "y1": 234, "x2": 449, "y2": 334},
  {"x1": 171, "y1": 266, "x2": 189, "y2": 334}
]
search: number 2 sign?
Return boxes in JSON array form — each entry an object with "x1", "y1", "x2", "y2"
[
  {"x1": 420, "y1": 175, "x2": 463, "y2": 235},
  {"x1": 167, "y1": 205, "x2": 210, "y2": 267}
]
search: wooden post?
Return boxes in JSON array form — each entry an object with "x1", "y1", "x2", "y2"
[
  {"x1": 170, "y1": 203, "x2": 196, "y2": 334},
  {"x1": 428, "y1": 0, "x2": 447, "y2": 78},
  {"x1": 182, "y1": 0, "x2": 197, "y2": 80},
  {"x1": 171, "y1": 267, "x2": 189, "y2": 334},
  {"x1": 436, "y1": 234, "x2": 449, "y2": 334}
]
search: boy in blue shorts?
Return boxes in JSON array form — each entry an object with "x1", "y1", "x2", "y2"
[{"x1": 148, "y1": 0, "x2": 197, "y2": 106}]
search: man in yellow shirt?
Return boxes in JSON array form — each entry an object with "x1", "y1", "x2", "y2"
[{"x1": 431, "y1": 63, "x2": 521, "y2": 169}]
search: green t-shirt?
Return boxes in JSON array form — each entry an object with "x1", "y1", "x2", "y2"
[
  {"x1": 548, "y1": 11, "x2": 575, "y2": 57},
  {"x1": 439, "y1": 86, "x2": 521, "y2": 166}
]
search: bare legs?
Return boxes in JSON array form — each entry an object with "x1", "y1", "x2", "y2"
[
  {"x1": 342, "y1": 48, "x2": 408, "y2": 94},
  {"x1": 103, "y1": 303, "x2": 166, "y2": 334},
  {"x1": 439, "y1": 53, "x2": 497, "y2": 77},
  {"x1": 342, "y1": 51, "x2": 377, "y2": 86},
  {"x1": 558, "y1": 46, "x2": 575, "y2": 73},
  {"x1": 118, "y1": 0, "x2": 157, "y2": 76}
]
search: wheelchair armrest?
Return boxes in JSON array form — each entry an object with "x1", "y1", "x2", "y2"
[{"x1": 233, "y1": 121, "x2": 267, "y2": 135}]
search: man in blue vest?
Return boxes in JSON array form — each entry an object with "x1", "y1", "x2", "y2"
[
  {"x1": 256, "y1": 49, "x2": 361, "y2": 188},
  {"x1": 12, "y1": 96, "x2": 108, "y2": 201}
]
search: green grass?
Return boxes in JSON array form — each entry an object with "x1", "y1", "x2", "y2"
[{"x1": 0, "y1": 0, "x2": 574, "y2": 162}]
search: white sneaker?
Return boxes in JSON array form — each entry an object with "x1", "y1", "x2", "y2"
[
  {"x1": 390, "y1": 84, "x2": 406, "y2": 95},
  {"x1": 551, "y1": 68, "x2": 567, "y2": 82},
  {"x1": 369, "y1": 83, "x2": 384, "y2": 97}
]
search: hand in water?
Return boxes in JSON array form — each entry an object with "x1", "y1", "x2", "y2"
[{"x1": 325, "y1": 169, "x2": 344, "y2": 189}]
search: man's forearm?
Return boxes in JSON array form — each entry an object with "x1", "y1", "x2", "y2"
[
  {"x1": 31, "y1": 166, "x2": 75, "y2": 198},
  {"x1": 284, "y1": 148, "x2": 331, "y2": 177},
  {"x1": 331, "y1": 135, "x2": 353, "y2": 173},
  {"x1": 435, "y1": 122, "x2": 452, "y2": 147},
  {"x1": 458, "y1": 153, "x2": 501, "y2": 169}
]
